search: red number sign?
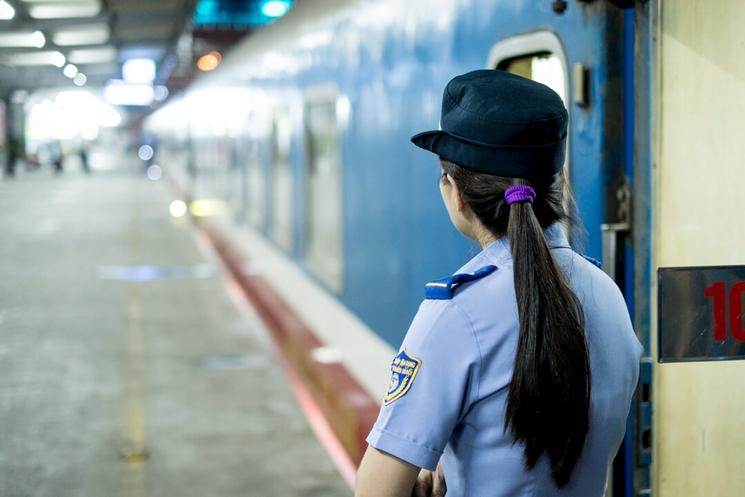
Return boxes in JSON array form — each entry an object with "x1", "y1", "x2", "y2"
[{"x1": 704, "y1": 281, "x2": 745, "y2": 342}]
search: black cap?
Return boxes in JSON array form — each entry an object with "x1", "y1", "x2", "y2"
[{"x1": 411, "y1": 69, "x2": 567, "y2": 178}]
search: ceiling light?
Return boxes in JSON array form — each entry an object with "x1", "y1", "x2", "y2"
[
  {"x1": 122, "y1": 58, "x2": 156, "y2": 84},
  {"x1": 197, "y1": 51, "x2": 220, "y2": 71},
  {"x1": 261, "y1": 0, "x2": 291, "y2": 18},
  {"x1": 32, "y1": 30, "x2": 46, "y2": 47},
  {"x1": 0, "y1": 1, "x2": 15, "y2": 20},
  {"x1": 0, "y1": 51, "x2": 64, "y2": 66},
  {"x1": 0, "y1": 30, "x2": 46, "y2": 48},
  {"x1": 53, "y1": 24, "x2": 109, "y2": 46},
  {"x1": 120, "y1": 46, "x2": 164, "y2": 62},
  {"x1": 103, "y1": 80, "x2": 154, "y2": 106},
  {"x1": 63, "y1": 63, "x2": 78, "y2": 78},
  {"x1": 73, "y1": 73, "x2": 87, "y2": 86},
  {"x1": 67, "y1": 46, "x2": 116, "y2": 64},
  {"x1": 29, "y1": 2, "x2": 101, "y2": 20},
  {"x1": 52, "y1": 51, "x2": 66, "y2": 67}
]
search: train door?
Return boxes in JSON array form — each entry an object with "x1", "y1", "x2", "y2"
[
  {"x1": 487, "y1": 18, "x2": 637, "y2": 497},
  {"x1": 302, "y1": 85, "x2": 343, "y2": 292}
]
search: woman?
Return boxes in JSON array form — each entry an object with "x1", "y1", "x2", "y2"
[{"x1": 355, "y1": 70, "x2": 643, "y2": 497}]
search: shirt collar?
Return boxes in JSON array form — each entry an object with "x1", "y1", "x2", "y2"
[{"x1": 457, "y1": 222, "x2": 571, "y2": 273}]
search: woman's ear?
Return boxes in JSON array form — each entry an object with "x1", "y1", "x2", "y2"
[{"x1": 446, "y1": 174, "x2": 467, "y2": 212}]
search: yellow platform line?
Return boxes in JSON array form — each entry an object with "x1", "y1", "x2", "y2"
[{"x1": 122, "y1": 179, "x2": 147, "y2": 497}]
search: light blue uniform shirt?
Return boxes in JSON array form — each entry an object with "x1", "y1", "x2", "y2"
[{"x1": 367, "y1": 224, "x2": 643, "y2": 497}]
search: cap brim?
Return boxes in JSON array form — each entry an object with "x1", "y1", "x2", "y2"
[
  {"x1": 410, "y1": 130, "x2": 448, "y2": 156},
  {"x1": 411, "y1": 129, "x2": 464, "y2": 168},
  {"x1": 410, "y1": 130, "x2": 565, "y2": 178}
]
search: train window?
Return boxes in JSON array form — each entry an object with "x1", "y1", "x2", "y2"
[
  {"x1": 230, "y1": 138, "x2": 248, "y2": 225},
  {"x1": 498, "y1": 53, "x2": 567, "y2": 108},
  {"x1": 303, "y1": 88, "x2": 343, "y2": 292},
  {"x1": 270, "y1": 108, "x2": 294, "y2": 252},
  {"x1": 487, "y1": 31, "x2": 569, "y2": 107}
]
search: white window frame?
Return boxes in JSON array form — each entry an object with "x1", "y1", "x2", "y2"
[{"x1": 486, "y1": 30, "x2": 570, "y2": 106}]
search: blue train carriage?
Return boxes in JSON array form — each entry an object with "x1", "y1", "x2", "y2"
[
  {"x1": 155, "y1": 0, "x2": 633, "y2": 350},
  {"x1": 147, "y1": 0, "x2": 651, "y2": 496}
]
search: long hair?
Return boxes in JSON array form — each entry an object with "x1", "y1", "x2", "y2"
[{"x1": 440, "y1": 158, "x2": 591, "y2": 487}]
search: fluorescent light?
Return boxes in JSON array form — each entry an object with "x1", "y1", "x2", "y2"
[
  {"x1": 73, "y1": 73, "x2": 87, "y2": 86},
  {"x1": 63, "y1": 63, "x2": 78, "y2": 78},
  {"x1": 261, "y1": 0, "x2": 291, "y2": 18},
  {"x1": 0, "y1": 30, "x2": 46, "y2": 48},
  {"x1": 0, "y1": 1, "x2": 15, "y2": 20},
  {"x1": 29, "y1": 2, "x2": 101, "y2": 19},
  {"x1": 0, "y1": 50, "x2": 65, "y2": 65},
  {"x1": 67, "y1": 46, "x2": 116, "y2": 64},
  {"x1": 122, "y1": 58, "x2": 155, "y2": 84},
  {"x1": 32, "y1": 30, "x2": 45, "y2": 47},
  {"x1": 103, "y1": 80, "x2": 154, "y2": 106},
  {"x1": 52, "y1": 51, "x2": 66, "y2": 67},
  {"x1": 52, "y1": 24, "x2": 108, "y2": 46}
]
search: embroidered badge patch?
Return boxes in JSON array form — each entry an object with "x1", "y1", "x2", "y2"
[{"x1": 383, "y1": 349, "x2": 422, "y2": 406}]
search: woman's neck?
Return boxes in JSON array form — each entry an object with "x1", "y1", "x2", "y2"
[{"x1": 473, "y1": 225, "x2": 498, "y2": 249}]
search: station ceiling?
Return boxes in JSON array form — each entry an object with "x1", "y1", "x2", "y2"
[{"x1": 0, "y1": 0, "x2": 198, "y2": 96}]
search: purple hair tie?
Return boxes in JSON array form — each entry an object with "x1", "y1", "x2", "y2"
[{"x1": 504, "y1": 185, "x2": 536, "y2": 205}]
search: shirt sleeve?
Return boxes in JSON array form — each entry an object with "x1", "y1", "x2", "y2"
[{"x1": 366, "y1": 300, "x2": 480, "y2": 470}]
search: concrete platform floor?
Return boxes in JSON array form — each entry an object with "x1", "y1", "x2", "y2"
[{"x1": 0, "y1": 166, "x2": 350, "y2": 497}]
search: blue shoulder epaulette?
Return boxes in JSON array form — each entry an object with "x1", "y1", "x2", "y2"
[
  {"x1": 581, "y1": 255, "x2": 603, "y2": 269},
  {"x1": 424, "y1": 265, "x2": 498, "y2": 300}
]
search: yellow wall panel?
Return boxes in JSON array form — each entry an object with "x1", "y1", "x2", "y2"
[{"x1": 656, "y1": 1, "x2": 745, "y2": 496}]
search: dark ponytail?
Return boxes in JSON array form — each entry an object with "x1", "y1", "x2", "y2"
[{"x1": 440, "y1": 160, "x2": 590, "y2": 487}]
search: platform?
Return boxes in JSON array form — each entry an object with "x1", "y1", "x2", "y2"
[{"x1": 0, "y1": 166, "x2": 350, "y2": 497}]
